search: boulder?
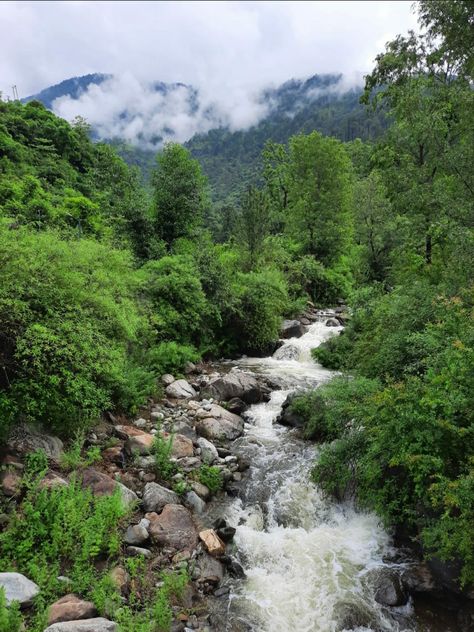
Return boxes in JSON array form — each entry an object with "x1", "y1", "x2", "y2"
[
  {"x1": 273, "y1": 343, "x2": 300, "y2": 361},
  {"x1": 80, "y1": 468, "x2": 138, "y2": 509},
  {"x1": 197, "y1": 437, "x2": 219, "y2": 464},
  {"x1": 184, "y1": 490, "x2": 206, "y2": 514},
  {"x1": 325, "y1": 317, "x2": 340, "y2": 327},
  {"x1": 7, "y1": 425, "x2": 63, "y2": 461},
  {"x1": 165, "y1": 380, "x2": 197, "y2": 399},
  {"x1": 126, "y1": 546, "x2": 152, "y2": 558},
  {"x1": 202, "y1": 372, "x2": 267, "y2": 405},
  {"x1": 0, "y1": 469, "x2": 21, "y2": 496},
  {"x1": 275, "y1": 392, "x2": 305, "y2": 429},
  {"x1": 163, "y1": 433, "x2": 193, "y2": 459},
  {"x1": 101, "y1": 446, "x2": 124, "y2": 464},
  {"x1": 123, "y1": 520, "x2": 149, "y2": 546},
  {"x1": 148, "y1": 504, "x2": 198, "y2": 550},
  {"x1": 0, "y1": 572, "x2": 39, "y2": 607},
  {"x1": 43, "y1": 618, "x2": 117, "y2": 632},
  {"x1": 197, "y1": 552, "x2": 224, "y2": 583},
  {"x1": 195, "y1": 417, "x2": 244, "y2": 442},
  {"x1": 38, "y1": 472, "x2": 69, "y2": 490},
  {"x1": 109, "y1": 567, "x2": 130, "y2": 595},
  {"x1": 47, "y1": 595, "x2": 97, "y2": 625},
  {"x1": 226, "y1": 397, "x2": 248, "y2": 414},
  {"x1": 142, "y1": 482, "x2": 179, "y2": 513},
  {"x1": 199, "y1": 529, "x2": 226, "y2": 557},
  {"x1": 190, "y1": 481, "x2": 211, "y2": 502},
  {"x1": 161, "y1": 374, "x2": 175, "y2": 386},
  {"x1": 125, "y1": 428, "x2": 155, "y2": 456},
  {"x1": 373, "y1": 570, "x2": 408, "y2": 607},
  {"x1": 280, "y1": 319, "x2": 305, "y2": 339}
]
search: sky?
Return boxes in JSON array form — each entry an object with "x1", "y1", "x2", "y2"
[{"x1": 0, "y1": 1, "x2": 418, "y2": 145}]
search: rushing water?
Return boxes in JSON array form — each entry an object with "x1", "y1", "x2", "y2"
[{"x1": 209, "y1": 316, "x2": 418, "y2": 632}]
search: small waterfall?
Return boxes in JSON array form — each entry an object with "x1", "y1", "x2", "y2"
[{"x1": 214, "y1": 321, "x2": 415, "y2": 632}]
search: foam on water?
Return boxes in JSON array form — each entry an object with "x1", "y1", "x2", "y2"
[{"x1": 220, "y1": 320, "x2": 416, "y2": 632}]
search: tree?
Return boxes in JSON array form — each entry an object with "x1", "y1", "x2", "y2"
[
  {"x1": 286, "y1": 131, "x2": 353, "y2": 265},
  {"x1": 152, "y1": 143, "x2": 209, "y2": 248},
  {"x1": 353, "y1": 170, "x2": 394, "y2": 282},
  {"x1": 237, "y1": 186, "x2": 271, "y2": 270}
]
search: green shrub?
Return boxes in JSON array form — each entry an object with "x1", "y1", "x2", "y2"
[
  {"x1": 198, "y1": 465, "x2": 223, "y2": 494},
  {"x1": 147, "y1": 341, "x2": 199, "y2": 376},
  {"x1": 152, "y1": 431, "x2": 176, "y2": 481},
  {"x1": 227, "y1": 268, "x2": 289, "y2": 354},
  {"x1": 0, "y1": 223, "x2": 150, "y2": 437},
  {"x1": 0, "y1": 475, "x2": 128, "y2": 598},
  {"x1": 0, "y1": 588, "x2": 23, "y2": 632}
]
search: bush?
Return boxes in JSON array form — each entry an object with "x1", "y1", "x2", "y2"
[
  {"x1": 147, "y1": 341, "x2": 199, "y2": 377},
  {"x1": 152, "y1": 431, "x2": 176, "y2": 481},
  {"x1": 0, "y1": 224, "x2": 149, "y2": 437},
  {"x1": 141, "y1": 255, "x2": 209, "y2": 345},
  {"x1": 0, "y1": 588, "x2": 23, "y2": 632},
  {"x1": 227, "y1": 268, "x2": 289, "y2": 354},
  {"x1": 198, "y1": 465, "x2": 223, "y2": 494}
]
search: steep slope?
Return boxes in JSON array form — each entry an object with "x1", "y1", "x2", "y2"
[{"x1": 23, "y1": 73, "x2": 385, "y2": 201}]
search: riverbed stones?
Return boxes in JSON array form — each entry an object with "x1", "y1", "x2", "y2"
[
  {"x1": 184, "y1": 490, "x2": 206, "y2": 514},
  {"x1": 123, "y1": 519, "x2": 149, "y2": 546},
  {"x1": 195, "y1": 416, "x2": 244, "y2": 442},
  {"x1": 142, "y1": 482, "x2": 179, "y2": 513},
  {"x1": 163, "y1": 432, "x2": 194, "y2": 459},
  {"x1": 275, "y1": 392, "x2": 305, "y2": 428},
  {"x1": 199, "y1": 529, "x2": 226, "y2": 557},
  {"x1": 148, "y1": 504, "x2": 198, "y2": 551},
  {"x1": 7, "y1": 425, "x2": 63, "y2": 461},
  {"x1": 0, "y1": 572, "x2": 39, "y2": 607},
  {"x1": 165, "y1": 379, "x2": 197, "y2": 399},
  {"x1": 161, "y1": 374, "x2": 175, "y2": 386},
  {"x1": 114, "y1": 426, "x2": 155, "y2": 455},
  {"x1": 325, "y1": 317, "x2": 340, "y2": 327},
  {"x1": 47, "y1": 595, "x2": 97, "y2": 625},
  {"x1": 201, "y1": 371, "x2": 266, "y2": 404},
  {"x1": 373, "y1": 569, "x2": 408, "y2": 606},
  {"x1": 43, "y1": 618, "x2": 117, "y2": 632},
  {"x1": 226, "y1": 397, "x2": 247, "y2": 414},
  {"x1": 197, "y1": 437, "x2": 219, "y2": 464},
  {"x1": 190, "y1": 481, "x2": 211, "y2": 501},
  {"x1": 80, "y1": 467, "x2": 138, "y2": 508},
  {"x1": 280, "y1": 319, "x2": 305, "y2": 339}
]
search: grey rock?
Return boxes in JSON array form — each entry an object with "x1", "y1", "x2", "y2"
[
  {"x1": 7, "y1": 425, "x2": 63, "y2": 461},
  {"x1": 373, "y1": 570, "x2": 408, "y2": 607},
  {"x1": 135, "y1": 456, "x2": 155, "y2": 470},
  {"x1": 184, "y1": 490, "x2": 206, "y2": 514},
  {"x1": 150, "y1": 411, "x2": 164, "y2": 421},
  {"x1": 165, "y1": 379, "x2": 197, "y2": 399},
  {"x1": 126, "y1": 546, "x2": 152, "y2": 558},
  {"x1": 276, "y1": 392, "x2": 306, "y2": 429},
  {"x1": 201, "y1": 372, "x2": 267, "y2": 405},
  {"x1": 142, "y1": 482, "x2": 179, "y2": 513},
  {"x1": 280, "y1": 319, "x2": 305, "y2": 339},
  {"x1": 133, "y1": 418, "x2": 147, "y2": 429},
  {"x1": 148, "y1": 504, "x2": 198, "y2": 550},
  {"x1": 124, "y1": 522, "x2": 149, "y2": 546},
  {"x1": 161, "y1": 374, "x2": 175, "y2": 386},
  {"x1": 325, "y1": 317, "x2": 340, "y2": 327},
  {"x1": 197, "y1": 552, "x2": 224, "y2": 582},
  {"x1": 273, "y1": 343, "x2": 300, "y2": 361},
  {"x1": 197, "y1": 437, "x2": 219, "y2": 464},
  {"x1": 43, "y1": 617, "x2": 117, "y2": 631},
  {"x1": 226, "y1": 397, "x2": 247, "y2": 414},
  {"x1": 190, "y1": 481, "x2": 211, "y2": 502},
  {"x1": 0, "y1": 572, "x2": 40, "y2": 607},
  {"x1": 196, "y1": 417, "x2": 244, "y2": 442}
]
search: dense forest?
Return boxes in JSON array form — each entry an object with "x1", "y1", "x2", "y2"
[{"x1": 0, "y1": 0, "x2": 473, "y2": 630}]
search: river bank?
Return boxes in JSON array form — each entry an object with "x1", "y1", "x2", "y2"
[{"x1": 1, "y1": 309, "x2": 471, "y2": 631}]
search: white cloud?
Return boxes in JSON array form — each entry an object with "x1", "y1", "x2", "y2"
[{"x1": 0, "y1": 1, "x2": 418, "y2": 144}]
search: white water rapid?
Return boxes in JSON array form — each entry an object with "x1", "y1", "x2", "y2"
[{"x1": 212, "y1": 318, "x2": 416, "y2": 632}]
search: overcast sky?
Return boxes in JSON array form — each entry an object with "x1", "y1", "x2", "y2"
[{"x1": 0, "y1": 1, "x2": 418, "y2": 144}]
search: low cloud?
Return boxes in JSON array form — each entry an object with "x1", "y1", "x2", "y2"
[{"x1": 52, "y1": 71, "x2": 366, "y2": 148}]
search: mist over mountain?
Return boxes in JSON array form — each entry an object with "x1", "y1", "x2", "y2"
[{"x1": 25, "y1": 71, "x2": 384, "y2": 199}]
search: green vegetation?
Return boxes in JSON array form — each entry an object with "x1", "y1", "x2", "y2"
[
  {"x1": 0, "y1": 0, "x2": 472, "y2": 608},
  {"x1": 152, "y1": 430, "x2": 176, "y2": 481},
  {"x1": 305, "y1": 0, "x2": 474, "y2": 588},
  {"x1": 198, "y1": 464, "x2": 223, "y2": 494}
]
